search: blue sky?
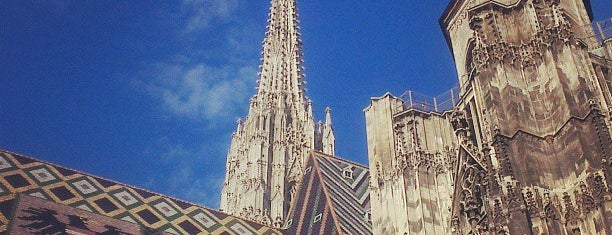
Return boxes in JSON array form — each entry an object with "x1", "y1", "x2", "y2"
[{"x1": 1, "y1": 1, "x2": 610, "y2": 208}]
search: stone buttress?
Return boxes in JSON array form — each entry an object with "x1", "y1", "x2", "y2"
[{"x1": 364, "y1": 93, "x2": 458, "y2": 234}]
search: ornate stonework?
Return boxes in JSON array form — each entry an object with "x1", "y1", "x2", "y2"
[
  {"x1": 218, "y1": 0, "x2": 335, "y2": 227},
  {"x1": 366, "y1": 0, "x2": 611, "y2": 234},
  {"x1": 365, "y1": 96, "x2": 457, "y2": 234}
]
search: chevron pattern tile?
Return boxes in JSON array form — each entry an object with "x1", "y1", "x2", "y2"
[{"x1": 285, "y1": 152, "x2": 372, "y2": 235}]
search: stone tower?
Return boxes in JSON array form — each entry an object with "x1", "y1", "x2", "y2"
[
  {"x1": 366, "y1": 0, "x2": 611, "y2": 234},
  {"x1": 219, "y1": 0, "x2": 335, "y2": 227},
  {"x1": 365, "y1": 93, "x2": 458, "y2": 234},
  {"x1": 440, "y1": 0, "x2": 612, "y2": 234}
]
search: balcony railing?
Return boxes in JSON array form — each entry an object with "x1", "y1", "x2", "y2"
[
  {"x1": 400, "y1": 86, "x2": 460, "y2": 113},
  {"x1": 575, "y1": 18, "x2": 612, "y2": 45},
  {"x1": 594, "y1": 18, "x2": 612, "y2": 42}
]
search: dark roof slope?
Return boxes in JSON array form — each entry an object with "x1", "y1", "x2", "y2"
[{"x1": 285, "y1": 152, "x2": 372, "y2": 234}]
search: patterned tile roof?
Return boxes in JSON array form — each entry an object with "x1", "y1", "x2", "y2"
[
  {"x1": 10, "y1": 194, "x2": 157, "y2": 234},
  {"x1": 0, "y1": 149, "x2": 282, "y2": 235},
  {"x1": 286, "y1": 152, "x2": 372, "y2": 234}
]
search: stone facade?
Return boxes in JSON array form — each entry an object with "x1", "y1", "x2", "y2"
[
  {"x1": 365, "y1": 0, "x2": 612, "y2": 234},
  {"x1": 365, "y1": 95, "x2": 457, "y2": 234},
  {"x1": 219, "y1": 0, "x2": 335, "y2": 227}
]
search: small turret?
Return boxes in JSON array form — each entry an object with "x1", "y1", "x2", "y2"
[{"x1": 322, "y1": 107, "x2": 335, "y2": 156}]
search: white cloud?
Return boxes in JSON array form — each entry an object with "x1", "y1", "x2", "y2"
[
  {"x1": 159, "y1": 143, "x2": 193, "y2": 162},
  {"x1": 144, "y1": 62, "x2": 257, "y2": 121},
  {"x1": 135, "y1": 0, "x2": 261, "y2": 123},
  {"x1": 143, "y1": 142, "x2": 227, "y2": 207},
  {"x1": 181, "y1": 0, "x2": 240, "y2": 33},
  {"x1": 132, "y1": 0, "x2": 261, "y2": 207}
]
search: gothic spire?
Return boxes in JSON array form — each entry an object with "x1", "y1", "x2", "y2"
[
  {"x1": 257, "y1": 0, "x2": 305, "y2": 100},
  {"x1": 220, "y1": 0, "x2": 334, "y2": 226}
]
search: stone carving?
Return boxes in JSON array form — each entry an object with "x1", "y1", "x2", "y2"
[
  {"x1": 452, "y1": 152, "x2": 491, "y2": 235},
  {"x1": 220, "y1": 0, "x2": 335, "y2": 226},
  {"x1": 437, "y1": 1, "x2": 612, "y2": 233},
  {"x1": 469, "y1": 0, "x2": 574, "y2": 69}
]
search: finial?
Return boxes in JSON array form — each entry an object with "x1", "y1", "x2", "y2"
[
  {"x1": 317, "y1": 120, "x2": 324, "y2": 132},
  {"x1": 325, "y1": 107, "x2": 332, "y2": 125},
  {"x1": 307, "y1": 101, "x2": 313, "y2": 116},
  {"x1": 237, "y1": 118, "x2": 244, "y2": 132}
]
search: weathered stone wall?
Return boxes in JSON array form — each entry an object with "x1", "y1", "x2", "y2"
[
  {"x1": 440, "y1": 0, "x2": 612, "y2": 234},
  {"x1": 605, "y1": 38, "x2": 612, "y2": 59},
  {"x1": 365, "y1": 94, "x2": 401, "y2": 234},
  {"x1": 365, "y1": 94, "x2": 457, "y2": 234},
  {"x1": 442, "y1": 0, "x2": 597, "y2": 87}
]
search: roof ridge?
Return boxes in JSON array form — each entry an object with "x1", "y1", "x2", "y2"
[
  {"x1": 313, "y1": 156, "x2": 372, "y2": 233},
  {"x1": 311, "y1": 154, "x2": 344, "y2": 235},
  {"x1": 311, "y1": 151, "x2": 369, "y2": 169}
]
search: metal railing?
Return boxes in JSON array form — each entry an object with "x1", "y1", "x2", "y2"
[
  {"x1": 574, "y1": 18, "x2": 612, "y2": 44},
  {"x1": 594, "y1": 18, "x2": 612, "y2": 43},
  {"x1": 400, "y1": 86, "x2": 461, "y2": 113}
]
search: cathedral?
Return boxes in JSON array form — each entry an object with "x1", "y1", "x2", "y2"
[{"x1": 0, "y1": 0, "x2": 610, "y2": 234}]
